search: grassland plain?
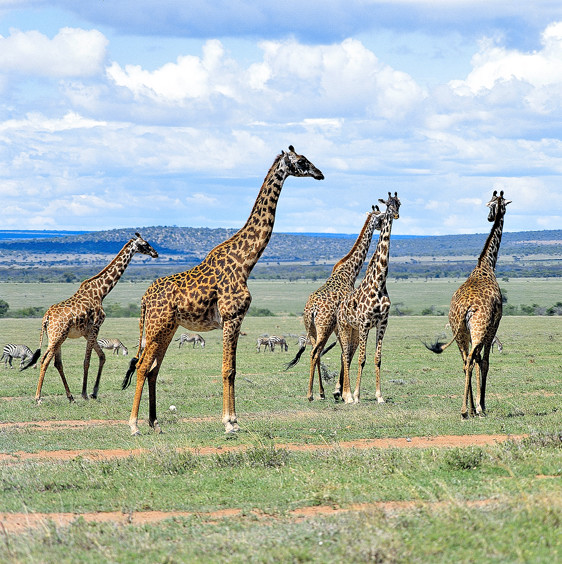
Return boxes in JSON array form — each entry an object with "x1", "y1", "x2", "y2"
[
  {"x1": 0, "y1": 279, "x2": 562, "y2": 563},
  {"x1": 1, "y1": 276, "x2": 561, "y2": 315},
  {"x1": 0, "y1": 280, "x2": 560, "y2": 563}
]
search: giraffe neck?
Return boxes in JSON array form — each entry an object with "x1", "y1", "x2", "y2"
[
  {"x1": 78, "y1": 240, "x2": 137, "y2": 301},
  {"x1": 362, "y1": 212, "x2": 394, "y2": 290},
  {"x1": 478, "y1": 213, "x2": 504, "y2": 271},
  {"x1": 332, "y1": 212, "x2": 379, "y2": 283},
  {"x1": 226, "y1": 154, "x2": 289, "y2": 274}
]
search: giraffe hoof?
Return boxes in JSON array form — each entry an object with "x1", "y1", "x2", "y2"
[
  {"x1": 461, "y1": 412, "x2": 469, "y2": 420},
  {"x1": 68, "y1": 395, "x2": 75, "y2": 403},
  {"x1": 319, "y1": 394, "x2": 326, "y2": 400},
  {"x1": 35, "y1": 398, "x2": 42, "y2": 405},
  {"x1": 307, "y1": 395, "x2": 314, "y2": 402},
  {"x1": 89, "y1": 394, "x2": 98, "y2": 400},
  {"x1": 131, "y1": 430, "x2": 141, "y2": 436}
]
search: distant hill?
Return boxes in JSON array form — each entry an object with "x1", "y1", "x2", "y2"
[{"x1": 0, "y1": 227, "x2": 559, "y2": 281}]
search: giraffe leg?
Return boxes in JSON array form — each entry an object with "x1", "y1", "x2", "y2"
[
  {"x1": 35, "y1": 349, "x2": 55, "y2": 403},
  {"x1": 81, "y1": 337, "x2": 94, "y2": 400},
  {"x1": 353, "y1": 328, "x2": 369, "y2": 404},
  {"x1": 222, "y1": 318, "x2": 242, "y2": 434},
  {"x1": 308, "y1": 331, "x2": 330, "y2": 402},
  {"x1": 53, "y1": 350, "x2": 74, "y2": 403},
  {"x1": 338, "y1": 327, "x2": 358, "y2": 403},
  {"x1": 90, "y1": 338, "x2": 106, "y2": 399},
  {"x1": 373, "y1": 316, "x2": 389, "y2": 404},
  {"x1": 128, "y1": 345, "x2": 158, "y2": 436},
  {"x1": 147, "y1": 333, "x2": 174, "y2": 434},
  {"x1": 476, "y1": 344, "x2": 491, "y2": 417}
]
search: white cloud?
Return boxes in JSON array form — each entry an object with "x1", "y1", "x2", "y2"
[
  {"x1": 449, "y1": 21, "x2": 562, "y2": 97},
  {"x1": 0, "y1": 27, "x2": 108, "y2": 77}
]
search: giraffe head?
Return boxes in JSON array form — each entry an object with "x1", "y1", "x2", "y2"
[
  {"x1": 133, "y1": 232, "x2": 159, "y2": 258},
  {"x1": 486, "y1": 190, "x2": 511, "y2": 222},
  {"x1": 378, "y1": 191, "x2": 401, "y2": 220},
  {"x1": 281, "y1": 146, "x2": 324, "y2": 180}
]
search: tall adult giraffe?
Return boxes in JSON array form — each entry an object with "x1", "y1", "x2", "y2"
[
  {"x1": 285, "y1": 205, "x2": 383, "y2": 401},
  {"x1": 23, "y1": 234, "x2": 158, "y2": 402},
  {"x1": 336, "y1": 192, "x2": 401, "y2": 404},
  {"x1": 122, "y1": 146, "x2": 324, "y2": 435},
  {"x1": 425, "y1": 190, "x2": 510, "y2": 418}
]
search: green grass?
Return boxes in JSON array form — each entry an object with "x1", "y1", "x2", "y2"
[
  {"x1": 0, "y1": 276, "x2": 560, "y2": 315},
  {"x1": 0, "y1": 280, "x2": 560, "y2": 563}
]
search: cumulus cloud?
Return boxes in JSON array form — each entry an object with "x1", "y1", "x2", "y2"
[
  {"x1": 454, "y1": 22, "x2": 562, "y2": 93},
  {"x1": 106, "y1": 37, "x2": 425, "y2": 123},
  {"x1": 0, "y1": 27, "x2": 108, "y2": 77}
]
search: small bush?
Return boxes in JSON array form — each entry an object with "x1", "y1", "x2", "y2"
[{"x1": 441, "y1": 447, "x2": 485, "y2": 471}]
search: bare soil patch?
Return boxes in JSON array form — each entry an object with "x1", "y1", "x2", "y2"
[
  {"x1": 0, "y1": 433, "x2": 525, "y2": 464},
  {"x1": 0, "y1": 499, "x2": 502, "y2": 534}
]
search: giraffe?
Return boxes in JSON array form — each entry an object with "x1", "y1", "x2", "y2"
[
  {"x1": 424, "y1": 190, "x2": 511, "y2": 418},
  {"x1": 336, "y1": 192, "x2": 401, "y2": 404},
  {"x1": 285, "y1": 204, "x2": 383, "y2": 401},
  {"x1": 22, "y1": 234, "x2": 158, "y2": 403},
  {"x1": 121, "y1": 146, "x2": 324, "y2": 435}
]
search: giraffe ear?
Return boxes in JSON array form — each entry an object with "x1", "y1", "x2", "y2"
[
  {"x1": 378, "y1": 198, "x2": 385, "y2": 204},
  {"x1": 504, "y1": 199, "x2": 512, "y2": 205}
]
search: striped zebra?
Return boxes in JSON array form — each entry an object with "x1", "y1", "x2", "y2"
[
  {"x1": 268, "y1": 335, "x2": 288, "y2": 352},
  {"x1": 256, "y1": 337, "x2": 272, "y2": 353},
  {"x1": 492, "y1": 335, "x2": 503, "y2": 353},
  {"x1": 1, "y1": 344, "x2": 36, "y2": 370},
  {"x1": 97, "y1": 338, "x2": 129, "y2": 355},
  {"x1": 176, "y1": 333, "x2": 206, "y2": 349},
  {"x1": 296, "y1": 335, "x2": 311, "y2": 349}
]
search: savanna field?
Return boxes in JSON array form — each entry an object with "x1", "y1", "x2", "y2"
[{"x1": 0, "y1": 278, "x2": 560, "y2": 563}]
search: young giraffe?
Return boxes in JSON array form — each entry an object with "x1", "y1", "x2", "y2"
[
  {"x1": 22, "y1": 234, "x2": 158, "y2": 403},
  {"x1": 285, "y1": 205, "x2": 383, "y2": 401},
  {"x1": 122, "y1": 146, "x2": 324, "y2": 435},
  {"x1": 425, "y1": 190, "x2": 511, "y2": 418},
  {"x1": 336, "y1": 192, "x2": 401, "y2": 404}
]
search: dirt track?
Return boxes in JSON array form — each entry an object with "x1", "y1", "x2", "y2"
[{"x1": 0, "y1": 425, "x2": 529, "y2": 533}]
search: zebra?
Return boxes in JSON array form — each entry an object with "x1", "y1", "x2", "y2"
[
  {"x1": 268, "y1": 335, "x2": 288, "y2": 352},
  {"x1": 135, "y1": 336, "x2": 147, "y2": 353},
  {"x1": 97, "y1": 338, "x2": 129, "y2": 355},
  {"x1": 296, "y1": 335, "x2": 311, "y2": 349},
  {"x1": 256, "y1": 337, "x2": 272, "y2": 353},
  {"x1": 176, "y1": 333, "x2": 206, "y2": 349},
  {"x1": 1, "y1": 344, "x2": 36, "y2": 370},
  {"x1": 492, "y1": 335, "x2": 503, "y2": 353}
]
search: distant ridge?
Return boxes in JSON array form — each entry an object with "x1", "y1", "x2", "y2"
[{"x1": 0, "y1": 230, "x2": 88, "y2": 241}]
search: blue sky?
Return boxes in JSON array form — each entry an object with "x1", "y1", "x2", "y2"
[{"x1": 0, "y1": 1, "x2": 561, "y2": 236}]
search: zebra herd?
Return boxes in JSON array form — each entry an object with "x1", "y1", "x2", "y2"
[{"x1": 255, "y1": 335, "x2": 310, "y2": 353}]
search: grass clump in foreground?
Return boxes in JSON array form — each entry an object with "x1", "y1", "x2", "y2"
[{"x1": 1, "y1": 494, "x2": 560, "y2": 563}]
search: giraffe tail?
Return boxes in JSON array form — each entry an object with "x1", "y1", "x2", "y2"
[
  {"x1": 21, "y1": 318, "x2": 46, "y2": 371},
  {"x1": 321, "y1": 341, "x2": 337, "y2": 356},
  {"x1": 21, "y1": 349, "x2": 41, "y2": 371},
  {"x1": 423, "y1": 337, "x2": 455, "y2": 354},
  {"x1": 122, "y1": 357, "x2": 138, "y2": 390},
  {"x1": 284, "y1": 345, "x2": 306, "y2": 370}
]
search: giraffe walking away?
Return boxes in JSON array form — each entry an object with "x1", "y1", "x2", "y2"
[
  {"x1": 424, "y1": 190, "x2": 511, "y2": 419},
  {"x1": 336, "y1": 192, "x2": 401, "y2": 404},
  {"x1": 22, "y1": 234, "x2": 158, "y2": 403},
  {"x1": 285, "y1": 205, "x2": 383, "y2": 401},
  {"x1": 122, "y1": 146, "x2": 324, "y2": 435}
]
